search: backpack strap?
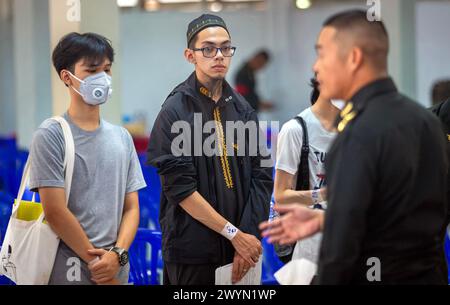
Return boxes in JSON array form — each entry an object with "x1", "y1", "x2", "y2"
[{"x1": 294, "y1": 116, "x2": 310, "y2": 191}]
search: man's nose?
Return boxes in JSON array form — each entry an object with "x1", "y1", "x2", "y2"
[
  {"x1": 312, "y1": 59, "x2": 319, "y2": 74},
  {"x1": 215, "y1": 48, "x2": 225, "y2": 59}
]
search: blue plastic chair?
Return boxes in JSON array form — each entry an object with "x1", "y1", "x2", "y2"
[
  {"x1": 138, "y1": 154, "x2": 161, "y2": 192},
  {"x1": 261, "y1": 237, "x2": 283, "y2": 285},
  {"x1": 128, "y1": 229, "x2": 163, "y2": 285},
  {"x1": 0, "y1": 275, "x2": 14, "y2": 286},
  {"x1": 445, "y1": 231, "x2": 450, "y2": 284},
  {"x1": 12, "y1": 150, "x2": 29, "y2": 195},
  {"x1": 0, "y1": 191, "x2": 14, "y2": 244},
  {"x1": 138, "y1": 191, "x2": 160, "y2": 230},
  {"x1": 0, "y1": 136, "x2": 17, "y2": 182},
  {"x1": 0, "y1": 191, "x2": 13, "y2": 204},
  {"x1": 0, "y1": 137, "x2": 16, "y2": 149},
  {"x1": 137, "y1": 153, "x2": 161, "y2": 230},
  {"x1": 0, "y1": 149, "x2": 15, "y2": 194},
  {"x1": 0, "y1": 145, "x2": 28, "y2": 197}
]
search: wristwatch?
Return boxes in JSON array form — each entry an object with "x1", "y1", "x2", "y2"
[{"x1": 110, "y1": 247, "x2": 129, "y2": 266}]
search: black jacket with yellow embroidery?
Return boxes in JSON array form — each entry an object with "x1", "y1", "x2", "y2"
[{"x1": 147, "y1": 72, "x2": 273, "y2": 265}]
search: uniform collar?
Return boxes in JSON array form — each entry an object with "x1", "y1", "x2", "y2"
[
  {"x1": 350, "y1": 77, "x2": 397, "y2": 111},
  {"x1": 175, "y1": 72, "x2": 246, "y2": 113},
  {"x1": 334, "y1": 77, "x2": 397, "y2": 133}
]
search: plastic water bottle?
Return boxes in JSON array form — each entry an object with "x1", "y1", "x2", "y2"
[{"x1": 269, "y1": 199, "x2": 293, "y2": 257}]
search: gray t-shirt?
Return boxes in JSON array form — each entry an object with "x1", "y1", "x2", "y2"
[{"x1": 29, "y1": 113, "x2": 147, "y2": 248}]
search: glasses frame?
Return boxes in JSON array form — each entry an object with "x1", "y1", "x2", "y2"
[{"x1": 191, "y1": 46, "x2": 237, "y2": 58}]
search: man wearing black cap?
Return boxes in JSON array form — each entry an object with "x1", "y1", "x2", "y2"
[
  {"x1": 260, "y1": 10, "x2": 448, "y2": 284},
  {"x1": 147, "y1": 14, "x2": 273, "y2": 285}
]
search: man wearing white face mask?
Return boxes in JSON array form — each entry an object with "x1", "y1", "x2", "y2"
[
  {"x1": 273, "y1": 77, "x2": 340, "y2": 279},
  {"x1": 66, "y1": 70, "x2": 112, "y2": 106},
  {"x1": 28, "y1": 32, "x2": 146, "y2": 285}
]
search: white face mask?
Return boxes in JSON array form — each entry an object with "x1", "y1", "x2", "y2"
[
  {"x1": 331, "y1": 99, "x2": 346, "y2": 110},
  {"x1": 68, "y1": 71, "x2": 113, "y2": 106}
]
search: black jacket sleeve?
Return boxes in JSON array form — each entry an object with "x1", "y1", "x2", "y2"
[
  {"x1": 238, "y1": 110, "x2": 273, "y2": 238},
  {"x1": 147, "y1": 95, "x2": 197, "y2": 205}
]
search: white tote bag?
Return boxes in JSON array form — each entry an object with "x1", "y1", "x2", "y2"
[{"x1": 0, "y1": 117, "x2": 75, "y2": 285}]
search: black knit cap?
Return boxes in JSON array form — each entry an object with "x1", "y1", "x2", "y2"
[{"x1": 187, "y1": 14, "x2": 230, "y2": 47}]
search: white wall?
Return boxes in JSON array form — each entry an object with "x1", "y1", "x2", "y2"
[
  {"x1": 0, "y1": 0, "x2": 15, "y2": 136},
  {"x1": 275, "y1": 1, "x2": 366, "y2": 124},
  {"x1": 122, "y1": 0, "x2": 450, "y2": 130},
  {"x1": 2, "y1": 0, "x2": 449, "y2": 138},
  {"x1": 12, "y1": 0, "x2": 52, "y2": 148},
  {"x1": 0, "y1": 0, "x2": 52, "y2": 143},
  {"x1": 119, "y1": 1, "x2": 385, "y2": 131},
  {"x1": 416, "y1": 1, "x2": 450, "y2": 106},
  {"x1": 119, "y1": 9, "x2": 270, "y2": 131}
]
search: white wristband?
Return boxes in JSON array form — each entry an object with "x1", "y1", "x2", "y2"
[
  {"x1": 312, "y1": 189, "x2": 322, "y2": 204},
  {"x1": 221, "y1": 222, "x2": 239, "y2": 241}
]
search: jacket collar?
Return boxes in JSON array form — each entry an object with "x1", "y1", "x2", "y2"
[{"x1": 174, "y1": 72, "x2": 246, "y2": 112}]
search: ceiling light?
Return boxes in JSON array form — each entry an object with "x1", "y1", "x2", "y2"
[
  {"x1": 296, "y1": 0, "x2": 311, "y2": 10},
  {"x1": 209, "y1": 2, "x2": 223, "y2": 12},
  {"x1": 117, "y1": 0, "x2": 139, "y2": 7}
]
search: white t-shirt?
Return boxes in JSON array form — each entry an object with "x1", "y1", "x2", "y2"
[
  {"x1": 276, "y1": 107, "x2": 337, "y2": 190},
  {"x1": 276, "y1": 108, "x2": 337, "y2": 278}
]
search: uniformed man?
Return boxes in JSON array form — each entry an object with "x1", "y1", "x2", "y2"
[
  {"x1": 260, "y1": 10, "x2": 449, "y2": 284},
  {"x1": 147, "y1": 14, "x2": 273, "y2": 285}
]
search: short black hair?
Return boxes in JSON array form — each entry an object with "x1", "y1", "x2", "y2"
[
  {"x1": 255, "y1": 49, "x2": 270, "y2": 62},
  {"x1": 323, "y1": 10, "x2": 389, "y2": 70},
  {"x1": 52, "y1": 32, "x2": 114, "y2": 76},
  {"x1": 310, "y1": 77, "x2": 320, "y2": 105},
  {"x1": 432, "y1": 80, "x2": 450, "y2": 106}
]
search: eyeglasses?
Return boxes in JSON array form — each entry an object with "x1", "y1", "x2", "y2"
[{"x1": 191, "y1": 46, "x2": 237, "y2": 58}]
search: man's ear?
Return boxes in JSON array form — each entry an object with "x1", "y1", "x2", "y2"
[
  {"x1": 349, "y1": 47, "x2": 363, "y2": 73},
  {"x1": 184, "y1": 48, "x2": 196, "y2": 65},
  {"x1": 60, "y1": 70, "x2": 72, "y2": 88}
]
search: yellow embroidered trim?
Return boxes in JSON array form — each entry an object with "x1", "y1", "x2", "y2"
[
  {"x1": 338, "y1": 102, "x2": 358, "y2": 133},
  {"x1": 447, "y1": 134, "x2": 450, "y2": 142},
  {"x1": 341, "y1": 102, "x2": 353, "y2": 117},
  {"x1": 213, "y1": 108, "x2": 230, "y2": 188},
  {"x1": 214, "y1": 107, "x2": 234, "y2": 189},
  {"x1": 200, "y1": 86, "x2": 212, "y2": 98}
]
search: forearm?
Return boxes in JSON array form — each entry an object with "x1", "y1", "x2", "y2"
[
  {"x1": 274, "y1": 170, "x2": 326, "y2": 206},
  {"x1": 319, "y1": 210, "x2": 325, "y2": 231},
  {"x1": 276, "y1": 189, "x2": 315, "y2": 205},
  {"x1": 180, "y1": 191, "x2": 229, "y2": 234},
  {"x1": 116, "y1": 202, "x2": 140, "y2": 251},
  {"x1": 277, "y1": 188, "x2": 326, "y2": 204},
  {"x1": 181, "y1": 191, "x2": 262, "y2": 266},
  {"x1": 46, "y1": 207, "x2": 97, "y2": 264}
]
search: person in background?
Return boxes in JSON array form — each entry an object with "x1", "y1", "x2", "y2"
[
  {"x1": 273, "y1": 77, "x2": 339, "y2": 272},
  {"x1": 432, "y1": 80, "x2": 450, "y2": 106},
  {"x1": 235, "y1": 50, "x2": 273, "y2": 112}
]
